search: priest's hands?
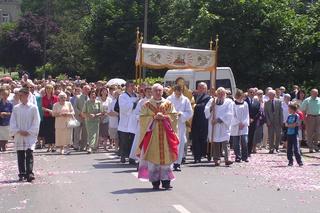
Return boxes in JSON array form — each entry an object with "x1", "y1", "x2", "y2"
[{"x1": 154, "y1": 112, "x2": 165, "y2": 120}]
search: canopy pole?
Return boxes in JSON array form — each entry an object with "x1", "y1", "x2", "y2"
[
  {"x1": 209, "y1": 35, "x2": 219, "y2": 92},
  {"x1": 139, "y1": 33, "x2": 144, "y2": 84},
  {"x1": 135, "y1": 27, "x2": 140, "y2": 83}
]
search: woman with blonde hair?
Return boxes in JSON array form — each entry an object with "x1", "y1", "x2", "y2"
[
  {"x1": 52, "y1": 92, "x2": 75, "y2": 154},
  {"x1": 42, "y1": 84, "x2": 58, "y2": 152}
]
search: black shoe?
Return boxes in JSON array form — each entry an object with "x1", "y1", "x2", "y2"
[
  {"x1": 194, "y1": 159, "x2": 201, "y2": 164},
  {"x1": 225, "y1": 161, "x2": 233, "y2": 166},
  {"x1": 27, "y1": 174, "x2": 35, "y2": 182},
  {"x1": 275, "y1": 149, "x2": 280, "y2": 153},
  {"x1": 18, "y1": 175, "x2": 26, "y2": 182},
  {"x1": 288, "y1": 162, "x2": 293, "y2": 167},
  {"x1": 152, "y1": 181, "x2": 160, "y2": 190},
  {"x1": 120, "y1": 157, "x2": 126, "y2": 163},
  {"x1": 243, "y1": 159, "x2": 249, "y2": 163},
  {"x1": 298, "y1": 162, "x2": 303, "y2": 167},
  {"x1": 173, "y1": 164, "x2": 181, "y2": 172},
  {"x1": 129, "y1": 159, "x2": 136, "y2": 165},
  {"x1": 269, "y1": 150, "x2": 274, "y2": 154},
  {"x1": 181, "y1": 157, "x2": 186, "y2": 164},
  {"x1": 309, "y1": 149, "x2": 314, "y2": 153},
  {"x1": 235, "y1": 159, "x2": 241, "y2": 163},
  {"x1": 161, "y1": 180, "x2": 172, "y2": 190}
]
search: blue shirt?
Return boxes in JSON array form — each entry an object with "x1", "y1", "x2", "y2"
[
  {"x1": 286, "y1": 113, "x2": 299, "y2": 135},
  {"x1": 0, "y1": 100, "x2": 13, "y2": 126}
]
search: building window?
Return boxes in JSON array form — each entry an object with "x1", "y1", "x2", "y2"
[{"x1": 2, "y1": 13, "x2": 10, "y2": 23}]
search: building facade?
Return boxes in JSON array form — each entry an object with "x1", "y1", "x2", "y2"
[{"x1": 0, "y1": 0, "x2": 21, "y2": 24}]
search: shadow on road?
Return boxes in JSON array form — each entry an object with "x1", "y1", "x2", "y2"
[{"x1": 111, "y1": 188, "x2": 163, "y2": 194}]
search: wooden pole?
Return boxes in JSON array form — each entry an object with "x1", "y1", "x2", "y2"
[
  {"x1": 139, "y1": 33, "x2": 144, "y2": 84},
  {"x1": 135, "y1": 27, "x2": 140, "y2": 83}
]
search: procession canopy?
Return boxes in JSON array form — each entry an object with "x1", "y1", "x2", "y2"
[{"x1": 136, "y1": 43, "x2": 216, "y2": 71}]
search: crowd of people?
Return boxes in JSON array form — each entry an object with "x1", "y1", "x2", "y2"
[{"x1": 0, "y1": 73, "x2": 319, "y2": 189}]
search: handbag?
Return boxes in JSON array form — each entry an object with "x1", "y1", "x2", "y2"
[{"x1": 67, "y1": 115, "x2": 80, "y2": 128}]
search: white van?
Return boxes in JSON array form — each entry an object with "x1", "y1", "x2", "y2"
[{"x1": 164, "y1": 67, "x2": 237, "y2": 95}]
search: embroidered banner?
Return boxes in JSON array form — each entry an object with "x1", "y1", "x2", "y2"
[{"x1": 136, "y1": 44, "x2": 216, "y2": 71}]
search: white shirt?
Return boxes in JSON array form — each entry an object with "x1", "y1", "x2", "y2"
[
  {"x1": 167, "y1": 94, "x2": 193, "y2": 144},
  {"x1": 98, "y1": 97, "x2": 109, "y2": 123},
  {"x1": 128, "y1": 97, "x2": 149, "y2": 134},
  {"x1": 263, "y1": 95, "x2": 269, "y2": 102},
  {"x1": 107, "y1": 96, "x2": 119, "y2": 129},
  {"x1": 28, "y1": 92, "x2": 37, "y2": 106},
  {"x1": 9, "y1": 103, "x2": 40, "y2": 151},
  {"x1": 282, "y1": 101, "x2": 290, "y2": 124},
  {"x1": 205, "y1": 98, "x2": 234, "y2": 142},
  {"x1": 118, "y1": 92, "x2": 138, "y2": 132},
  {"x1": 231, "y1": 101, "x2": 250, "y2": 136}
]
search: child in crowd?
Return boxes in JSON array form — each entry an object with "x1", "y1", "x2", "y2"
[{"x1": 285, "y1": 104, "x2": 303, "y2": 167}]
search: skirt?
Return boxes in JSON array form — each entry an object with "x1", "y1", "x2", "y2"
[
  {"x1": 99, "y1": 122, "x2": 109, "y2": 138},
  {"x1": 38, "y1": 120, "x2": 46, "y2": 138},
  {"x1": 0, "y1": 126, "x2": 10, "y2": 141},
  {"x1": 55, "y1": 128, "x2": 73, "y2": 147},
  {"x1": 43, "y1": 116, "x2": 56, "y2": 144}
]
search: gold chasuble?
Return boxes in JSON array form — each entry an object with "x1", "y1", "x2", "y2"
[{"x1": 136, "y1": 98, "x2": 179, "y2": 165}]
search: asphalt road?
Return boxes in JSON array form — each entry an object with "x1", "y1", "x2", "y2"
[{"x1": 1, "y1": 146, "x2": 320, "y2": 213}]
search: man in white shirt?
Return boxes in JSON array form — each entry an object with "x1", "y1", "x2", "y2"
[
  {"x1": 167, "y1": 85, "x2": 193, "y2": 171},
  {"x1": 205, "y1": 87, "x2": 234, "y2": 166},
  {"x1": 118, "y1": 81, "x2": 139, "y2": 164},
  {"x1": 10, "y1": 87, "x2": 40, "y2": 182}
]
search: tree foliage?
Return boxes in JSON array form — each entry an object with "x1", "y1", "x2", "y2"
[{"x1": 0, "y1": 0, "x2": 319, "y2": 88}]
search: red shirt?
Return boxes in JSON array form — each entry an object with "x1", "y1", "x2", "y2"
[{"x1": 42, "y1": 95, "x2": 58, "y2": 117}]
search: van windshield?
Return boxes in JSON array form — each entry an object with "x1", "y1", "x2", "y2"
[
  {"x1": 196, "y1": 79, "x2": 232, "y2": 94},
  {"x1": 164, "y1": 81, "x2": 190, "y2": 88}
]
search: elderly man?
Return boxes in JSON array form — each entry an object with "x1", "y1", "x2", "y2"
[
  {"x1": 301, "y1": 89, "x2": 320, "y2": 153},
  {"x1": 264, "y1": 90, "x2": 283, "y2": 153},
  {"x1": 191, "y1": 82, "x2": 211, "y2": 163},
  {"x1": 136, "y1": 83, "x2": 179, "y2": 190},
  {"x1": 167, "y1": 85, "x2": 193, "y2": 171},
  {"x1": 73, "y1": 85, "x2": 90, "y2": 151},
  {"x1": 205, "y1": 87, "x2": 234, "y2": 166},
  {"x1": 10, "y1": 88, "x2": 40, "y2": 182},
  {"x1": 118, "y1": 81, "x2": 139, "y2": 164}
]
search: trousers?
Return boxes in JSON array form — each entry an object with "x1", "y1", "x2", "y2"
[{"x1": 17, "y1": 149, "x2": 34, "y2": 178}]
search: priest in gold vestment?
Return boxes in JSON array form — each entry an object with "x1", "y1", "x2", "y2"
[{"x1": 136, "y1": 83, "x2": 179, "y2": 190}]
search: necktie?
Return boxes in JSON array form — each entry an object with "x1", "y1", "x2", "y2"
[{"x1": 271, "y1": 100, "x2": 275, "y2": 112}]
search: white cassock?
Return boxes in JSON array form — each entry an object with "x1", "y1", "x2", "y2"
[
  {"x1": 118, "y1": 92, "x2": 138, "y2": 133},
  {"x1": 9, "y1": 103, "x2": 40, "y2": 151},
  {"x1": 230, "y1": 101, "x2": 250, "y2": 136},
  {"x1": 167, "y1": 94, "x2": 193, "y2": 164},
  {"x1": 129, "y1": 97, "x2": 150, "y2": 160},
  {"x1": 204, "y1": 98, "x2": 233, "y2": 143}
]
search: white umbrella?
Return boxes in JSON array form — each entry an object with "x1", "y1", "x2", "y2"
[{"x1": 106, "y1": 78, "x2": 126, "y2": 86}]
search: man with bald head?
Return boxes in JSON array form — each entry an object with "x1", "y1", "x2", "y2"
[
  {"x1": 301, "y1": 89, "x2": 320, "y2": 153},
  {"x1": 136, "y1": 83, "x2": 179, "y2": 190},
  {"x1": 191, "y1": 82, "x2": 211, "y2": 163},
  {"x1": 264, "y1": 90, "x2": 283, "y2": 154}
]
